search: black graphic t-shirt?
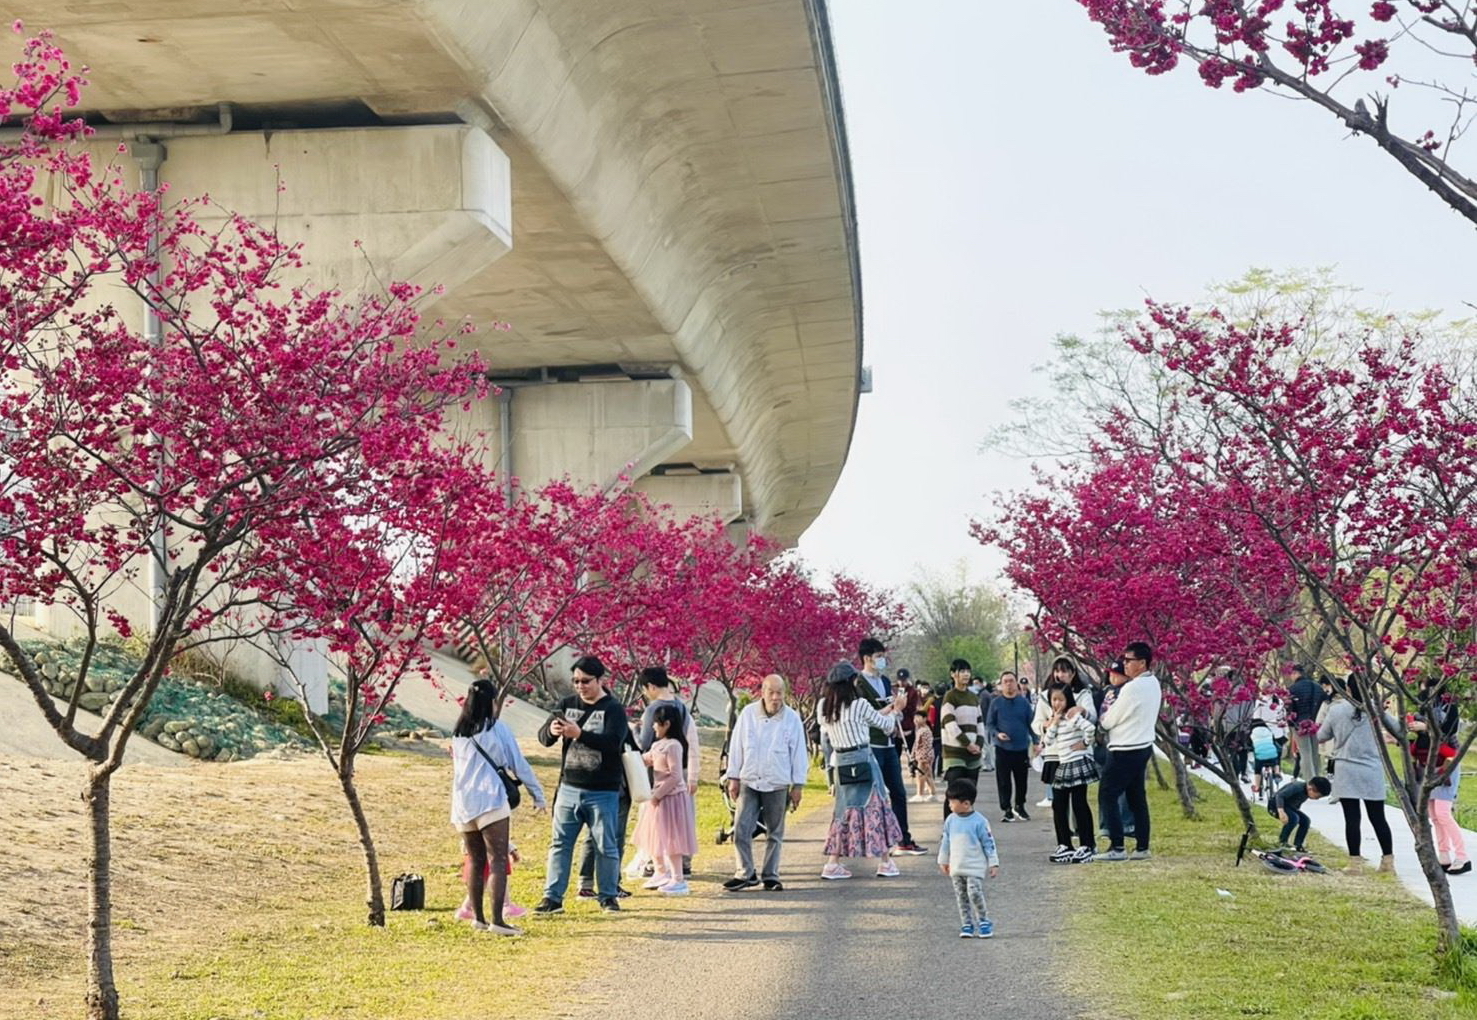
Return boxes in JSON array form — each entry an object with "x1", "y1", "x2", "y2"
[{"x1": 537, "y1": 693, "x2": 630, "y2": 791}]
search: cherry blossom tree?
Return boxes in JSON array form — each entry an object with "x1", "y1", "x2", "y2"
[
  {"x1": 252, "y1": 449, "x2": 492, "y2": 926},
  {"x1": 0, "y1": 30, "x2": 484, "y2": 1017},
  {"x1": 980, "y1": 449, "x2": 1303, "y2": 829},
  {"x1": 999, "y1": 286, "x2": 1477, "y2": 957},
  {"x1": 1077, "y1": 1, "x2": 1477, "y2": 226}
]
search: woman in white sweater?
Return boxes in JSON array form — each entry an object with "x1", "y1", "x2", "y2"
[{"x1": 817, "y1": 661, "x2": 908, "y2": 880}]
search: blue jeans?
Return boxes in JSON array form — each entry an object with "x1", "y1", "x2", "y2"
[{"x1": 544, "y1": 786, "x2": 620, "y2": 902}]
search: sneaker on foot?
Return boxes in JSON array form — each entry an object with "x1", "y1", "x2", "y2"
[
  {"x1": 820, "y1": 863, "x2": 852, "y2": 880},
  {"x1": 1049, "y1": 844, "x2": 1074, "y2": 864},
  {"x1": 659, "y1": 881, "x2": 690, "y2": 896},
  {"x1": 532, "y1": 898, "x2": 564, "y2": 914},
  {"x1": 895, "y1": 841, "x2": 928, "y2": 855},
  {"x1": 723, "y1": 875, "x2": 760, "y2": 891},
  {"x1": 616, "y1": 886, "x2": 632, "y2": 898},
  {"x1": 1035, "y1": 797, "x2": 1053, "y2": 807},
  {"x1": 959, "y1": 923, "x2": 974, "y2": 938},
  {"x1": 454, "y1": 903, "x2": 475, "y2": 921},
  {"x1": 1096, "y1": 849, "x2": 1128, "y2": 862},
  {"x1": 576, "y1": 887, "x2": 597, "y2": 899},
  {"x1": 1001, "y1": 810, "x2": 1017, "y2": 823},
  {"x1": 1071, "y1": 846, "x2": 1096, "y2": 864},
  {"x1": 1014, "y1": 806, "x2": 1031, "y2": 821},
  {"x1": 876, "y1": 860, "x2": 901, "y2": 878},
  {"x1": 1129, "y1": 849, "x2": 1152, "y2": 861},
  {"x1": 976, "y1": 919, "x2": 994, "y2": 938},
  {"x1": 762, "y1": 879, "x2": 784, "y2": 891},
  {"x1": 642, "y1": 873, "x2": 672, "y2": 890},
  {"x1": 505, "y1": 903, "x2": 527, "y2": 919},
  {"x1": 598, "y1": 897, "x2": 622, "y2": 912},
  {"x1": 1447, "y1": 861, "x2": 1472, "y2": 875},
  {"x1": 481, "y1": 922, "x2": 522, "y2": 936}
]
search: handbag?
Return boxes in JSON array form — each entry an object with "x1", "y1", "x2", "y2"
[
  {"x1": 470, "y1": 734, "x2": 522, "y2": 810},
  {"x1": 1041, "y1": 760, "x2": 1059, "y2": 785},
  {"x1": 832, "y1": 745, "x2": 872, "y2": 786},
  {"x1": 390, "y1": 873, "x2": 424, "y2": 910},
  {"x1": 622, "y1": 747, "x2": 653, "y2": 803}
]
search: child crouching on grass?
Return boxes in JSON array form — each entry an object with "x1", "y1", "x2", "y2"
[{"x1": 938, "y1": 778, "x2": 1000, "y2": 939}]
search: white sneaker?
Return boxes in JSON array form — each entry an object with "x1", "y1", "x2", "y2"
[
  {"x1": 1036, "y1": 797, "x2": 1053, "y2": 807},
  {"x1": 642, "y1": 873, "x2": 671, "y2": 890},
  {"x1": 659, "y1": 881, "x2": 690, "y2": 896},
  {"x1": 908, "y1": 794, "x2": 925, "y2": 802}
]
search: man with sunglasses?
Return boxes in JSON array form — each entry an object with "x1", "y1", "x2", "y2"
[
  {"x1": 535, "y1": 655, "x2": 632, "y2": 913},
  {"x1": 1096, "y1": 642, "x2": 1162, "y2": 862}
]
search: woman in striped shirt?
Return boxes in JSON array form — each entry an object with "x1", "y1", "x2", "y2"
[{"x1": 818, "y1": 661, "x2": 908, "y2": 879}]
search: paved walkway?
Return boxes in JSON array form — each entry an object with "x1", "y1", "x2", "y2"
[
  {"x1": 555, "y1": 773, "x2": 1086, "y2": 1020},
  {"x1": 1190, "y1": 760, "x2": 1477, "y2": 924}
]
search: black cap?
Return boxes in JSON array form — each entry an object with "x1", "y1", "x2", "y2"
[{"x1": 897, "y1": 667, "x2": 911, "y2": 680}]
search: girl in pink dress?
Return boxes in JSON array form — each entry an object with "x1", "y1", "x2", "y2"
[{"x1": 634, "y1": 703, "x2": 699, "y2": 895}]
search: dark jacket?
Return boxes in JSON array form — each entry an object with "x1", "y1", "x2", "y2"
[
  {"x1": 1286, "y1": 678, "x2": 1324, "y2": 724},
  {"x1": 537, "y1": 693, "x2": 630, "y2": 792}
]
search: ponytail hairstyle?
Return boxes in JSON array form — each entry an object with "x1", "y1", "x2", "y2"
[
  {"x1": 453, "y1": 679, "x2": 498, "y2": 738},
  {"x1": 1341, "y1": 672, "x2": 1365, "y2": 721},
  {"x1": 652, "y1": 702, "x2": 689, "y2": 774}
]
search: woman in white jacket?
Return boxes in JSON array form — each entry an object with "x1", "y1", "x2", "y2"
[{"x1": 451, "y1": 680, "x2": 547, "y2": 935}]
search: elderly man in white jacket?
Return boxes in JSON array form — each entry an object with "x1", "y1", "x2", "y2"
[
  {"x1": 1097, "y1": 642, "x2": 1163, "y2": 862},
  {"x1": 722, "y1": 674, "x2": 810, "y2": 891}
]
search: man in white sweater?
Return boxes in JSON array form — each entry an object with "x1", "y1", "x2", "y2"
[
  {"x1": 1097, "y1": 642, "x2": 1163, "y2": 862},
  {"x1": 722, "y1": 675, "x2": 810, "y2": 891}
]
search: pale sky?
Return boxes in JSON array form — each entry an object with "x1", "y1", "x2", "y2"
[{"x1": 798, "y1": 0, "x2": 1477, "y2": 597}]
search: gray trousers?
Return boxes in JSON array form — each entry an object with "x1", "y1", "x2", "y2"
[
  {"x1": 952, "y1": 874, "x2": 989, "y2": 926},
  {"x1": 1292, "y1": 732, "x2": 1320, "y2": 780},
  {"x1": 733, "y1": 785, "x2": 790, "y2": 880}
]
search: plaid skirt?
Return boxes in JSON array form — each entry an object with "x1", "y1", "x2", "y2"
[{"x1": 1052, "y1": 755, "x2": 1100, "y2": 789}]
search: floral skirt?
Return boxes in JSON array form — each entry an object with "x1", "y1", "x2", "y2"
[{"x1": 824, "y1": 788, "x2": 903, "y2": 859}]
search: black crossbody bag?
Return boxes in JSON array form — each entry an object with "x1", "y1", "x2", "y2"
[{"x1": 471, "y1": 734, "x2": 522, "y2": 810}]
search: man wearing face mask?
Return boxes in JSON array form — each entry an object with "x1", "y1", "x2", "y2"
[{"x1": 857, "y1": 638, "x2": 927, "y2": 855}]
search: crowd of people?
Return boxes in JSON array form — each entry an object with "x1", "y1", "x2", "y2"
[
  {"x1": 444, "y1": 636, "x2": 1467, "y2": 939},
  {"x1": 1207, "y1": 667, "x2": 1470, "y2": 876}
]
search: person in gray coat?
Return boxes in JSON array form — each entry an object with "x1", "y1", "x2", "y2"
[{"x1": 1317, "y1": 673, "x2": 1398, "y2": 872}]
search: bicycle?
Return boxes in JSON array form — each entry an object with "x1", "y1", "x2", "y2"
[{"x1": 1258, "y1": 759, "x2": 1283, "y2": 806}]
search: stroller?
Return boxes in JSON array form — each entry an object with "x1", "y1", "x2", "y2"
[{"x1": 714, "y1": 748, "x2": 769, "y2": 845}]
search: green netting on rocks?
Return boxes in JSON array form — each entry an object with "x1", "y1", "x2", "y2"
[{"x1": 11, "y1": 639, "x2": 309, "y2": 762}]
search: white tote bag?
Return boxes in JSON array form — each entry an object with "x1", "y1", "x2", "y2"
[{"x1": 622, "y1": 748, "x2": 653, "y2": 803}]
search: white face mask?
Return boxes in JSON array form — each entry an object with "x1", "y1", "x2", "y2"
[{"x1": 874, "y1": 656, "x2": 888, "y2": 670}]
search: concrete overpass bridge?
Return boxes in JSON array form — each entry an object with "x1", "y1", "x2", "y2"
[
  {"x1": 9, "y1": 0, "x2": 864, "y2": 710},
  {"x1": 12, "y1": 0, "x2": 863, "y2": 543}
]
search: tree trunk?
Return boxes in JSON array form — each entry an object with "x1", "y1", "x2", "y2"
[
  {"x1": 1214, "y1": 741, "x2": 1261, "y2": 834},
  {"x1": 84, "y1": 767, "x2": 119, "y2": 1020},
  {"x1": 1166, "y1": 743, "x2": 1200, "y2": 820},
  {"x1": 338, "y1": 758, "x2": 386, "y2": 927},
  {"x1": 1150, "y1": 750, "x2": 1170, "y2": 790},
  {"x1": 720, "y1": 681, "x2": 738, "y2": 758},
  {"x1": 1400, "y1": 798, "x2": 1463, "y2": 958}
]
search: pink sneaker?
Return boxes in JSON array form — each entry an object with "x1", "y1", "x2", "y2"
[
  {"x1": 505, "y1": 901, "x2": 526, "y2": 919},
  {"x1": 820, "y1": 863, "x2": 852, "y2": 880},
  {"x1": 454, "y1": 903, "x2": 475, "y2": 922}
]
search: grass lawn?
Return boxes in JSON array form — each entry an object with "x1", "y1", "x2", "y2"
[
  {"x1": 1, "y1": 743, "x2": 808, "y2": 1020},
  {"x1": 1067, "y1": 779, "x2": 1477, "y2": 1020}
]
